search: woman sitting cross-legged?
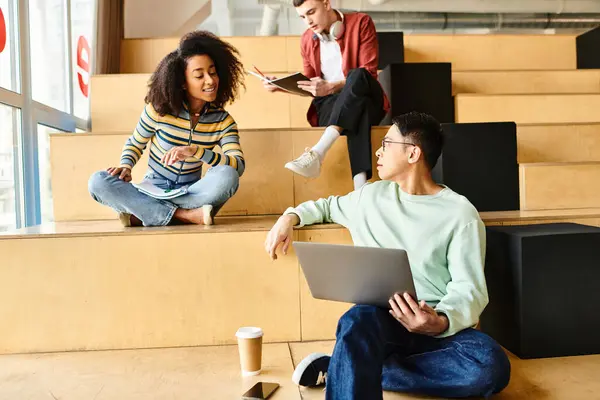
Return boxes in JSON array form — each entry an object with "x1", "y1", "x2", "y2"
[{"x1": 88, "y1": 31, "x2": 245, "y2": 227}]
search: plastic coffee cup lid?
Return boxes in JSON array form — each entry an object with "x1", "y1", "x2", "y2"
[{"x1": 236, "y1": 327, "x2": 263, "y2": 339}]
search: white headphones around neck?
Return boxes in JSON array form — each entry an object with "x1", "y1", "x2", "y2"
[
  {"x1": 317, "y1": 10, "x2": 345, "y2": 41},
  {"x1": 329, "y1": 19, "x2": 345, "y2": 40}
]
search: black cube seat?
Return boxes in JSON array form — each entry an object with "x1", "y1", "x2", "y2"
[
  {"x1": 378, "y1": 63, "x2": 453, "y2": 125},
  {"x1": 433, "y1": 122, "x2": 519, "y2": 212},
  {"x1": 482, "y1": 223, "x2": 600, "y2": 359},
  {"x1": 577, "y1": 26, "x2": 600, "y2": 69}
]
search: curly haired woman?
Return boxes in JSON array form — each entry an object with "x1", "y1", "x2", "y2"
[{"x1": 88, "y1": 31, "x2": 245, "y2": 227}]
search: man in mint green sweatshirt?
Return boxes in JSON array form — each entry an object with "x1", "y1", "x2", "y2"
[{"x1": 264, "y1": 112, "x2": 511, "y2": 399}]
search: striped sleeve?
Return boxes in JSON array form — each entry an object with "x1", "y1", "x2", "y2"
[
  {"x1": 119, "y1": 104, "x2": 159, "y2": 169},
  {"x1": 192, "y1": 115, "x2": 245, "y2": 176}
]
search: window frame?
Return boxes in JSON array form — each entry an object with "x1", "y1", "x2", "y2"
[{"x1": 0, "y1": 0, "x2": 95, "y2": 228}]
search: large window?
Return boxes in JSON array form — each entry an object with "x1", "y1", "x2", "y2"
[
  {"x1": 71, "y1": 0, "x2": 94, "y2": 120},
  {"x1": 29, "y1": 0, "x2": 69, "y2": 112},
  {"x1": 0, "y1": 0, "x2": 19, "y2": 92},
  {"x1": 37, "y1": 124, "x2": 67, "y2": 223},
  {"x1": 0, "y1": 0, "x2": 20, "y2": 92},
  {"x1": 0, "y1": 0, "x2": 95, "y2": 229},
  {"x1": 0, "y1": 103, "x2": 22, "y2": 232}
]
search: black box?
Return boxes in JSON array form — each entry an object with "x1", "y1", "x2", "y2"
[
  {"x1": 432, "y1": 122, "x2": 519, "y2": 212},
  {"x1": 379, "y1": 63, "x2": 453, "y2": 125},
  {"x1": 377, "y1": 31, "x2": 404, "y2": 69},
  {"x1": 577, "y1": 26, "x2": 600, "y2": 69},
  {"x1": 482, "y1": 223, "x2": 600, "y2": 359}
]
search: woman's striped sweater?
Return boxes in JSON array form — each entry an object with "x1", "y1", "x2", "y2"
[{"x1": 119, "y1": 103, "x2": 245, "y2": 184}]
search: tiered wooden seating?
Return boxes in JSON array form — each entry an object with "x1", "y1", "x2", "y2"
[
  {"x1": 453, "y1": 70, "x2": 600, "y2": 95},
  {"x1": 0, "y1": 217, "x2": 299, "y2": 353},
  {"x1": 91, "y1": 74, "x2": 151, "y2": 132},
  {"x1": 120, "y1": 35, "x2": 577, "y2": 74},
  {"x1": 7, "y1": 32, "x2": 600, "y2": 365},
  {"x1": 50, "y1": 133, "x2": 150, "y2": 221},
  {"x1": 90, "y1": 73, "x2": 312, "y2": 131},
  {"x1": 1, "y1": 208, "x2": 599, "y2": 354},
  {"x1": 404, "y1": 34, "x2": 577, "y2": 70},
  {"x1": 52, "y1": 123, "x2": 600, "y2": 220},
  {"x1": 455, "y1": 94, "x2": 600, "y2": 124},
  {"x1": 91, "y1": 70, "x2": 600, "y2": 132},
  {"x1": 120, "y1": 36, "x2": 302, "y2": 74},
  {"x1": 520, "y1": 162, "x2": 600, "y2": 210},
  {"x1": 110, "y1": 35, "x2": 582, "y2": 132},
  {"x1": 518, "y1": 123, "x2": 600, "y2": 163},
  {"x1": 49, "y1": 128, "x2": 387, "y2": 221},
  {"x1": 50, "y1": 129, "x2": 301, "y2": 221}
]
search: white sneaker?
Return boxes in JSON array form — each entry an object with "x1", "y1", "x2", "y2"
[
  {"x1": 292, "y1": 352, "x2": 330, "y2": 387},
  {"x1": 118, "y1": 213, "x2": 132, "y2": 227},
  {"x1": 118, "y1": 213, "x2": 142, "y2": 227},
  {"x1": 285, "y1": 148, "x2": 321, "y2": 178},
  {"x1": 201, "y1": 204, "x2": 214, "y2": 225}
]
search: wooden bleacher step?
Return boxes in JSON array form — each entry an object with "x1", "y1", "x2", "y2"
[
  {"x1": 120, "y1": 36, "x2": 301, "y2": 74},
  {"x1": 1, "y1": 210, "x2": 600, "y2": 355},
  {"x1": 517, "y1": 123, "x2": 600, "y2": 163},
  {"x1": 51, "y1": 125, "x2": 600, "y2": 221},
  {"x1": 453, "y1": 70, "x2": 600, "y2": 95},
  {"x1": 90, "y1": 74, "x2": 312, "y2": 131},
  {"x1": 403, "y1": 34, "x2": 576, "y2": 71},
  {"x1": 0, "y1": 217, "x2": 301, "y2": 354},
  {"x1": 92, "y1": 70, "x2": 600, "y2": 133},
  {"x1": 520, "y1": 162, "x2": 600, "y2": 210},
  {"x1": 455, "y1": 94, "x2": 600, "y2": 124},
  {"x1": 49, "y1": 128, "x2": 387, "y2": 222},
  {"x1": 119, "y1": 35, "x2": 578, "y2": 75}
]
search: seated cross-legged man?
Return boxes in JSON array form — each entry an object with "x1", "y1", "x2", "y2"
[
  {"x1": 263, "y1": 0, "x2": 390, "y2": 190},
  {"x1": 264, "y1": 112, "x2": 511, "y2": 399},
  {"x1": 88, "y1": 31, "x2": 245, "y2": 227}
]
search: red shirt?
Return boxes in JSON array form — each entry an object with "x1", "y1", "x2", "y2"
[{"x1": 300, "y1": 12, "x2": 391, "y2": 127}]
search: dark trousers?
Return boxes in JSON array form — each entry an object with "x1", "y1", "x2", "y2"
[
  {"x1": 326, "y1": 305, "x2": 511, "y2": 400},
  {"x1": 313, "y1": 68, "x2": 386, "y2": 180}
]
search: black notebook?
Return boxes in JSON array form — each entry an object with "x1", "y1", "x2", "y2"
[{"x1": 248, "y1": 70, "x2": 314, "y2": 97}]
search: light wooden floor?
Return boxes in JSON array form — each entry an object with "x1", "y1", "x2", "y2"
[{"x1": 1, "y1": 341, "x2": 599, "y2": 400}]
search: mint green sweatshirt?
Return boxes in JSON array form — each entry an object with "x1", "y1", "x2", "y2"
[{"x1": 285, "y1": 180, "x2": 488, "y2": 338}]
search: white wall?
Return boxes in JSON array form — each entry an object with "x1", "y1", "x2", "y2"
[
  {"x1": 225, "y1": 1, "x2": 307, "y2": 36},
  {"x1": 124, "y1": 0, "x2": 211, "y2": 38},
  {"x1": 125, "y1": 0, "x2": 600, "y2": 39}
]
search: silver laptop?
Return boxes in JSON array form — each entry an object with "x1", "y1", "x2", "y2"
[{"x1": 293, "y1": 242, "x2": 417, "y2": 308}]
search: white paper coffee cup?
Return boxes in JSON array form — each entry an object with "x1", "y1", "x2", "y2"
[{"x1": 236, "y1": 327, "x2": 264, "y2": 376}]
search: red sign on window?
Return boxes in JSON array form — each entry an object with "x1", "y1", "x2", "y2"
[
  {"x1": 77, "y1": 35, "x2": 91, "y2": 98},
  {"x1": 0, "y1": 7, "x2": 7, "y2": 54}
]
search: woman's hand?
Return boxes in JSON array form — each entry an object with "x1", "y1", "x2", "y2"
[
  {"x1": 263, "y1": 75, "x2": 281, "y2": 93},
  {"x1": 161, "y1": 145, "x2": 198, "y2": 166},
  {"x1": 107, "y1": 167, "x2": 132, "y2": 182}
]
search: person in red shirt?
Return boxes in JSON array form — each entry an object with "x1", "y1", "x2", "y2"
[{"x1": 263, "y1": 0, "x2": 389, "y2": 190}]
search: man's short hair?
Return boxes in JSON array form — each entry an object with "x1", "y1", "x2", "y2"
[
  {"x1": 293, "y1": 0, "x2": 313, "y2": 6},
  {"x1": 392, "y1": 112, "x2": 444, "y2": 170}
]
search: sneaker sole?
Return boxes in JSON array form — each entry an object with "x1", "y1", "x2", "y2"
[
  {"x1": 118, "y1": 213, "x2": 132, "y2": 227},
  {"x1": 284, "y1": 162, "x2": 320, "y2": 179},
  {"x1": 291, "y1": 352, "x2": 329, "y2": 386},
  {"x1": 202, "y1": 205, "x2": 214, "y2": 225}
]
